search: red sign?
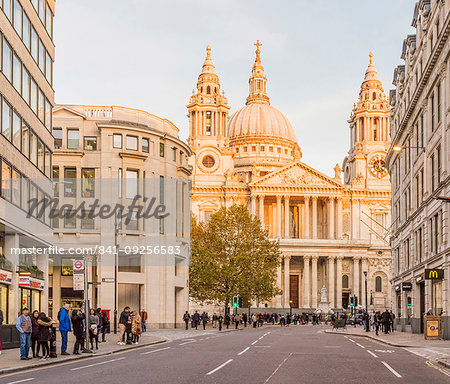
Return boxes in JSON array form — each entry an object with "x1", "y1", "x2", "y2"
[{"x1": 73, "y1": 260, "x2": 85, "y2": 272}]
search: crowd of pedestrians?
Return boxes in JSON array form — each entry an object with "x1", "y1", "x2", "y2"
[{"x1": 14, "y1": 304, "x2": 151, "y2": 360}]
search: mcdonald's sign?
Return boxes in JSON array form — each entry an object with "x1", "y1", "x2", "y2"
[{"x1": 425, "y1": 269, "x2": 444, "y2": 280}]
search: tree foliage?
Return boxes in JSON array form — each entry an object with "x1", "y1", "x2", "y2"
[{"x1": 189, "y1": 204, "x2": 282, "y2": 308}]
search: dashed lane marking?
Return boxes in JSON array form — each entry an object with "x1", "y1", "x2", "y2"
[
  {"x1": 367, "y1": 350, "x2": 378, "y2": 358},
  {"x1": 348, "y1": 338, "x2": 356, "y2": 343},
  {"x1": 6, "y1": 379, "x2": 35, "y2": 384},
  {"x1": 206, "y1": 359, "x2": 233, "y2": 375},
  {"x1": 70, "y1": 357, "x2": 126, "y2": 371},
  {"x1": 179, "y1": 340, "x2": 196, "y2": 345},
  {"x1": 252, "y1": 340, "x2": 259, "y2": 345},
  {"x1": 356, "y1": 343, "x2": 366, "y2": 349},
  {"x1": 238, "y1": 347, "x2": 250, "y2": 356},
  {"x1": 140, "y1": 346, "x2": 171, "y2": 355},
  {"x1": 381, "y1": 361, "x2": 402, "y2": 378}
]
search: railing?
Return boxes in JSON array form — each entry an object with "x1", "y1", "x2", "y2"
[{"x1": 85, "y1": 107, "x2": 113, "y2": 119}]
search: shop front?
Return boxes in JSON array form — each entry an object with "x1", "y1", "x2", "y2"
[
  {"x1": 18, "y1": 273, "x2": 44, "y2": 313},
  {"x1": 0, "y1": 269, "x2": 12, "y2": 323}
]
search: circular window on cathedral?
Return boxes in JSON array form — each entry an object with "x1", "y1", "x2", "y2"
[{"x1": 202, "y1": 155, "x2": 215, "y2": 168}]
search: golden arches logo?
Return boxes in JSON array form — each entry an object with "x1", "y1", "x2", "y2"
[{"x1": 428, "y1": 270, "x2": 438, "y2": 279}]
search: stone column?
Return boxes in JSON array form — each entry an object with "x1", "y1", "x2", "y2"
[
  {"x1": 336, "y1": 197, "x2": 342, "y2": 239},
  {"x1": 311, "y1": 256, "x2": 319, "y2": 308},
  {"x1": 328, "y1": 197, "x2": 335, "y2": 239},
  {"x1": 284, "y1": 196, "x2": 290, "y2": 238},
  {"x1": 312, "y1": 197, "x2": 318, "y2": 239},
  {"x1": 251, "y1": 195, "x2": 257, "y2": 216},
  {"x1": 5, "y1": 233, "x2": 19, "y2": 324},
  {"x1": 276, "y1": 261, "x2": 282, "y2": 307},
  {"x1": 276, "y1": 195, "x2": 282, "y2": 238},
  {"x1": 303, "y1": 196, "x2": 310, "y2": 238},
  {"x1": 303, "y1": 256, "x2": 310, "y2": 308},
  {"x1": 361, "y1": 258, "x2": 368, "y2": 308},
  {"x1": 259, "y1": 195, "x2": 264, "y2": 227},
  {"x1": 353, "y1": 256, "x2": 361, "y2": 302},
  {"x1": 336, "y1": 256, "x2": 343, "y2": 308},
  {"x1": 328, "y1": 256, "x2": 335, "y2": 308},
  {"x1": 284, "y1": 255, "x2": 291, "y2": 307}
]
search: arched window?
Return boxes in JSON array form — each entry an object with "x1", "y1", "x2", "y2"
[
  {"x1": 372, "y1": 92, "x2": 376, "y2": 100},
  {"x1": 206, "y1": 86, "x2": 211, "y2": 94},
  {"x1": 342, "y1": 275, "x2": 349, "y2": 289},
  {"x1": 375, "y1": 276, "x2": 382, "y2": 292}
]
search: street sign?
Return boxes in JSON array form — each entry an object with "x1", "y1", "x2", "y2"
[
  {"x1": 102, "y1": 278, "x2": 115, "y2": 283},
  {"x1": 402, "y1": 282, "x2": 412, "y2": 290},
  {"x1": 425, "y1": 269, "x2": 444, "y2": 280},
  {"x1": 73, "y1": 273, "x2": 84, "y2": 291},
  {"x1": 73, "y1": 260, "x2": 85, "y2": 272}
]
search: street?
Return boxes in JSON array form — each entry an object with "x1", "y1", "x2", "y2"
[{"x1": 0, "y1": 325, "x2": 448, "y2": 384}]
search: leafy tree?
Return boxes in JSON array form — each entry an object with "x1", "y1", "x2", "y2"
[{"x1": 189, "y1": 204, "x2": 282, "y2": 310}]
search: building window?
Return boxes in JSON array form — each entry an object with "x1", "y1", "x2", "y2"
[
  {"x1": 64, "y1": 209, "x2": 76, "y2": 229},
  {"x1": 417, "y1": 227, "x2": 423, "y2": 263},
  {"x1": 436, "y1": 145, "x2": 441, "y2": 185},
  {"x1": 2, "y1": 99, "x2": 12, "y2": 141},
  {"x1": 142, "y1": 138, "x2": 149, "y2": 153},
  {"x1": 125, "y1": 170, "x2": 138, "y2": 199},
  {"x1": 431, "y1": 94, "x2": 435, "y2": 132},
  {"x1": 159, "y1": 142, "x2": 164, "y2": 157},
  {"x1": 437, "y1": 82, "x2": 441, "y2": 123},
  {"x1": 81, "y1": 168, "x2": 95, "y2": 198},
  {"x1": 61, "y1": 258, "x2": 74, "y2": 276},
  {"x1": 113, "y1": 134, "x2": 122, "y2": 149},
  {"x1": 172, "y1": 147, "x2": 177, "y2": 161},
  {"x1": 375, "y1": 276, "x2": 382, "y2": 292},
  {"x1": 67, "y1": 129, "x2": 79, "y2": 149},
  {"x1": 1, "y1": 160, "x2": 12, "y2": 201},
  {"x1": 64, "y1": 168, "x2": 76, "y2": 197},
  {"x1": 202, "y1": 155, "x2": 215, "y2": 168},
  {"x1": 342, "y1": 275, "x2": 349, "y2": 289},
  {"x1": 125, "y1": 209, "x2": 138, "y2": 231},
  {"x1": 431, "y1": 154, "x2": 435, "y2": 191},
  {"x1": 159, "y1": 175, "x2": 164, "y2": 234},
  {"x1": 2, "y1": 39, "x2": 12, "y2": 82},
  {"x1": 53, "y1": 128, "x2": 62, "y2": 148},
  {"x1": 126, "y1": 135, "x2": 138, "y2": 150},
  {"x1": 12, "y1": 110, "x2": 21, "y2": 149},
  {"x1": 84, "y1": 136, "x2": 97, "y2": 151},
  {"x1": 13, "y1": 54, "x2": 21, "y2": 92},
  {"x1": 81, "y1": 210, "x2": 94, "y2": 229}
]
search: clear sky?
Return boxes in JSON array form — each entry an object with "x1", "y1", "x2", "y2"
[{"x1": 54, "y1": 0, "x2": 415, "y2": 176}]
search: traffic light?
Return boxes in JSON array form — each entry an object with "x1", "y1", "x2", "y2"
[
  {"x1": 354, "y1": 296, "x2": 358, "y2": 307},
  {"x1": 238, "y1": 297, "x2": 243, "y2": 308},
  {"x1": 350, "y1": 297, "x2": 354, "y2": 307},
  {"x1": 233, "y1": 295, "x2": 239, "y2": 308}
]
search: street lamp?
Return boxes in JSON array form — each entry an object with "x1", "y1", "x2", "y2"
[
  {"x1": 289, "y1": 300, "x2": 293, "y2": 316},
  {"x1": 370, "y1": 290, "x2": 373, "y2": 307},
  {"x1": 363, "y1": 271, "x2": 368, "y2": 313}
]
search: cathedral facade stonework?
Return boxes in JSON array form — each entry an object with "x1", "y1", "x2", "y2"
[{"x1": 188, "y1": 43, "x2": 392, "y2": 312}]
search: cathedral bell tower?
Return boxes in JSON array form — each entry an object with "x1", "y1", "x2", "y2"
[
  {"x1": 187, "y1": 45, "x2": 230, "y2": 150},
  {"x1": 343, "y1": 53, "x2": 391, "y2": 190}
]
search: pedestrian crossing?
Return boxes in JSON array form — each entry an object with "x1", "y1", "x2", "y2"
[{"x1": 406, "y1": 347, "x2": 450, "y2": 360}]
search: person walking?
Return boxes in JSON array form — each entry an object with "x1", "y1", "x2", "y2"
[
  {"x1": 71, "y1": 309, "x2": 86, "y2": 355},
  {"x1": 30, "y1": 310, "x2": 41, "y2": 358},
  {"x1": 16, "y1": 307, "x2": 32, "y2": 360},
  {"x1": 58, "y1": 303, "x2": 71, "y2": 355},
  {"x1": 224, "y1": 313, "x2": 230, "y2": 329},
  {"x1": 118, "y1": 306, "x2": 130, "y2": 345},
  {"x1": 88, "y1": 308, "x2": 99, "y2": 350},
  {"x1": 183, "y1": 311, "x2": 190, "y2": 330},
  {"x1": 140, "y1": 309, "x2": 148, "y2": 333},
  {"x1": 201, "y1": 312, "x2": 208, "y2": 330},
  {"x1": 132, "y1": 311, "x2": 142, "y2": 344},
  {"x1": 96, "y1": 308, "x2": 103, "y2": 343},
  {"x1": 242, "y1": 313, "x2": 248, "y2": 328},
  {"x1": 37, "y1": 312, "x2": 53, "y2": 360},
  {"x1": 101, "y1": 311, "x2": 109, "y2": 342},
  {"x1": 218, "y1": 314, "x2": 223, "y2": 331},
  {"x1": 192, "y1": 311, "x2": 200, "y2": 330}
]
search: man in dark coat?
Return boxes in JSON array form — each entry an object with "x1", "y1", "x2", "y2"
[
  {"x1": 201, "y1": 312, "x2": 208, "y2": 330},
  {"x1": 118, "y1": 307, "x2": 130, "y2": 345},
  {"x1": 183, "y1": 311, "x2": 190, "y2": 330},
  {"x1": 71, "y1": 309, "x2": 86, "y2": 354},
  {"x1": 192, "y1": 311, "x2": 200, "y2": 330}
]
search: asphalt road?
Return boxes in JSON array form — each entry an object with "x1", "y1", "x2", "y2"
[{"x1": 0, "y1": 325, "x2": 448, "y2": 384}]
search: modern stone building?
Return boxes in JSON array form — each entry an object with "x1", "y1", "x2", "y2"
[
  {"x1": 0, "y1": 0, "x2": 55, "y2": 327},
  {"x1": 387, "y1": 0, "x2": 449, "y2": 338},
  {"x1": 189, "y1": 43, "x2": 392, "y2": 313},
  {"x1": 50, "y1": 105, "x2": 191, "y2": 328}
]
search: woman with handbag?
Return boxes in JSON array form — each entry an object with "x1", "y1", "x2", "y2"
[{"x1": 88, "y1": 308, "x2": 99, "y2": 350}]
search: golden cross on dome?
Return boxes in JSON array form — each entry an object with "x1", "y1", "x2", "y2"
[
  {"x1": 369, "y1": 52, "x2": 374, "y2": 65},
  {"x1": 254, "y1": 40, "x2": 262, "y2": 53}
]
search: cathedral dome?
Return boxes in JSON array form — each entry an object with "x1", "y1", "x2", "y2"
[{"x1": 227, "y1": 103, "x2": 297, "y2": 143}]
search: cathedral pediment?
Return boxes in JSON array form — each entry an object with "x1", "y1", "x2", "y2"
[{"x1": 250, "y1": 162, "x2": 343, "y2": 188}]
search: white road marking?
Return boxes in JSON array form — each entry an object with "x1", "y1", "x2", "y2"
[
  {"x1": 356, "y1": 343, "x2": 366, "y2": 349},
  {"x1": 140, "y1": 346, "x2": 171, "y2": 355},
  {"x1": 265, "y1": 353, "x2": 292, "y2": 383},
  {"x1": 238, "y1": 347, "x2": 250, "y2": 356},
  {"x1": 70, "y1": 357, "x2": 125, "y2": 371},
  {"x1": 6, "y1": 379, "x2": 35, "y2": 384},
  {"x1": 381, "y1": 361, "x2": 402, "y2": 378},
  {"x1": 179, "y1": 340, "x2": 196, "y2": 345},
  {"x1": 206, "y1": 359, "x2": 233, "y2": 375},
  {"x1": 251, "y1": 340, "x2": 259, "y2": 345},
  {"x1": 348, "y1": 338, "x2": 356, "y2": 343},
  {"x1": 375, "y1": 349, "x2": 395, "y2": 354},
  {"x1": 344, "y1": 335, "x2": 349, "y2": 339},
  {"x1": 367, "y1": 350, "x2": 378, "y2": 358}
]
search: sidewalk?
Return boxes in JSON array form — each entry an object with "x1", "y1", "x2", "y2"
[
  {"x1": 324, "y1": 324, "x2": 448, "y2": 348},
  {"x1": 0, "y1": 332, "x2": 166, "y2": 375}
]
